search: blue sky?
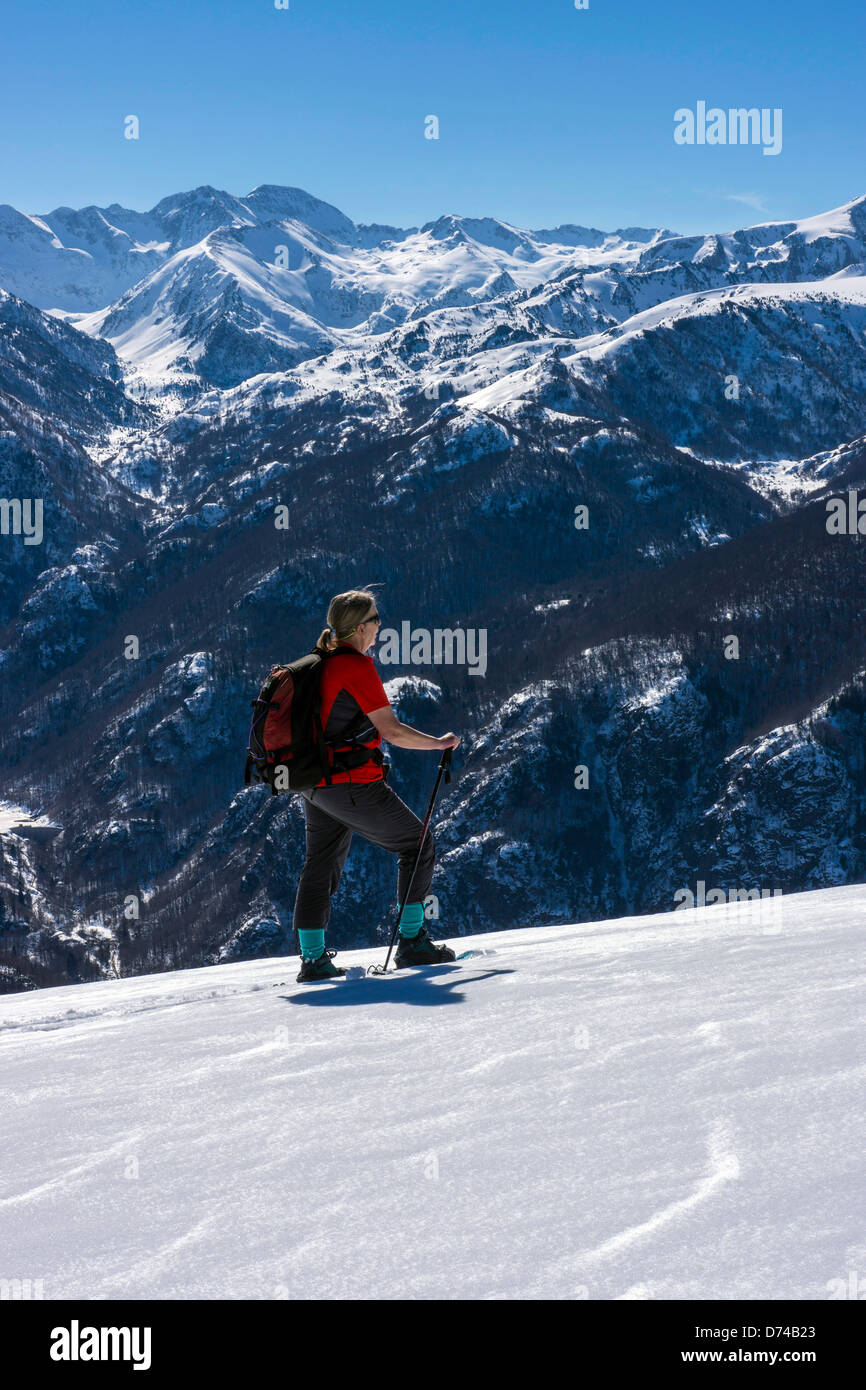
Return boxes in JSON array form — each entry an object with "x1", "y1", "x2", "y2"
[{"x1": 1, "y1": 0, "x2": 862, "y2": 234}]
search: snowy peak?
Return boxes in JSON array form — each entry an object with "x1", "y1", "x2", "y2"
[
  {"x1": 742, "y1": 193, "x2": 866, "y2": 246},
  {"x1": 354, "y1": 221, "x2": 416, "y2": 248},
  {"x1": 529, "y1": 222, "x2": 665, "y2": 250},
  {"x1": 0, "y1": 184, "x2": 360, "y2": 312},
  {"x1": 637, "y1": 195, "x2": 866, "y2": 280},
  {"x1": 421, "y1": 213, "x2": 532, "y2": 254},
  {"x1": 242, "y1": 184, "x2": 356, "y2": 240},
  {"x1": 0, "y1": 203, "x2": 59, "y2": 241},
  {"x1": 530, "y1": 222, "x2": 609, "y2": 248},
  {"x1": 148, "y1": 184, "x2": 257, "y2": 241},
  {"x1": 0, "y1": 203, "x2": 158, "y2": 314}
]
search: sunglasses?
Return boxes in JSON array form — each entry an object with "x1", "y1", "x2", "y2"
[{"x1": 361, "y1": 611, "x2": 381, "y2": 624}]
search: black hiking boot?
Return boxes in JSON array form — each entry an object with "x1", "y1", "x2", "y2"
[
  {"x1": 394, "y1": 925, "x2": 456, "y2": 969},
  {"x1": 296, "y1": 950, "x2": 347, "y2": 983}
]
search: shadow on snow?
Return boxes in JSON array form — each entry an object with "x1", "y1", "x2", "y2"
[{"x1": 279, "y1": 965, "x2": 513, "y2": 1008}]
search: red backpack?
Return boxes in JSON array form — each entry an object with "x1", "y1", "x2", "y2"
[{"x1": 243, "y1": 648, "x2": 383, "y2": 794}]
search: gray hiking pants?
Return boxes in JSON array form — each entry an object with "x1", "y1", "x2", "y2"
[{"x1": 292, "y1": 778, "x2": 435, "y2": 933}]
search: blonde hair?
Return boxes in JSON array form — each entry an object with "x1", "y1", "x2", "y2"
[{"x1": 315, "y1": 587, "x2": 380, "y2": 653}]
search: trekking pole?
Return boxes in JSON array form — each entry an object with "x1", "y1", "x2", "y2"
[{"x1": 368, "y1": 747, "x2": 453, "y2": 976}]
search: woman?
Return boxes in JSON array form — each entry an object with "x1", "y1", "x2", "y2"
[{"x1": 293, "y1": 588, "x2": 461, "y2": 982}]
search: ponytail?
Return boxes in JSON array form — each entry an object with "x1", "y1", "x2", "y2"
[
  {"x1": 315, "y1": 626, "x2": 337, "y2": 654},
  {"x1": 315, "y1": 588, "x2": 380, "y2": 655}
]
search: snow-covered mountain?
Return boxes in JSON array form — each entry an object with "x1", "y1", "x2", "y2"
[
  {"x1": 4, "y1": 183, "x2": 865, "y2": 402},
  {"x1": 0, "y1": 186, "x2": 359, "y2": 314},
  {"x1": 0, "y1": 184, "x2": 662, "y2": 392},
  {"x1": 68, "y1": 204, "x2": 663, "y2": 392},
  {"x1": 2, "y1": 186, "x2": 866, "y2": 991},
  {"x1": 1, "y1": 884, "x2": 863, "y2": 1298}
]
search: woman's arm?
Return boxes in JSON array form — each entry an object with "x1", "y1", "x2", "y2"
[{"x1": 367, "y1": 705, "x2": 460, "y2": 751}]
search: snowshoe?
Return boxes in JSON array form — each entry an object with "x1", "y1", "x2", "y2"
[
  {"x1": 296, "y1": 949, "x2": 347, "y2": 983},
  {"x1": 394, "y1": 926, "x2": 456, "y2": 969}
]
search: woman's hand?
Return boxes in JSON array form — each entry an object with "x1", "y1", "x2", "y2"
[{"x1": 368, "y1": 705, "x2": 459, "y2": 752}]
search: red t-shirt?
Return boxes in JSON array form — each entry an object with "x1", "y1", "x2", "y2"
[{"x1": 316, "y1": 645, "x2": 390, "y2": 785}]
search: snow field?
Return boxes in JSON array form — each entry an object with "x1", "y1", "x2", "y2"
[{"x1": 0, "y1": 885, "x2": 863, "y2": 1300}]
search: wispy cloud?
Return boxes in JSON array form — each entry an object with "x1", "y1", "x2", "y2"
[{"x1": 724, "y1": 192, "x2": 770, "y2": 214}]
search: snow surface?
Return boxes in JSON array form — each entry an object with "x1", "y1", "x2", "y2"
[
  {"x1": 0, "y1": 800, "x2": 60, "y2": 836},
  {"x1": 1, "y1": 884, "x2": 864, "y2": 1300}
]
